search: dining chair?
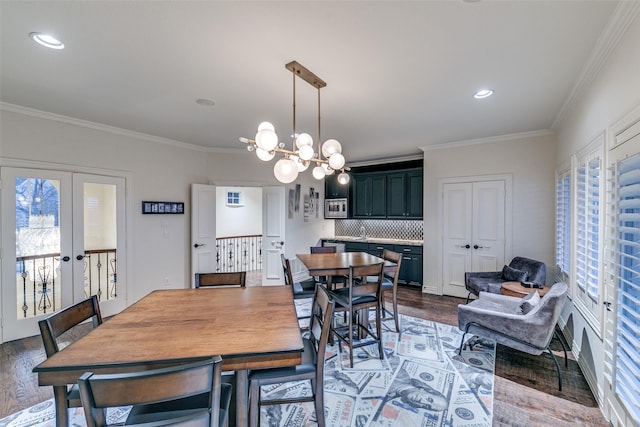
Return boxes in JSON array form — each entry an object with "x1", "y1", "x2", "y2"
[
  {"x1": 281, "y1": 254, "x2": 317, "y2": 328},
  {"x1": 78, "y1": 356, "x2": 232, "y2": 427},
  {"x1": 248, "y1": 285, "x2": 335, "y2": 427},
  {"x1": 38, "y1": 295, "x2": 103, "y2": 427},
  {"x1": 309, "y1": 246, "x2": 347, "y2": 289},
  {"x1": 330, "y1": 262, "x2": 385, "y2": 368},
  {"x1": 195, "y1": 271, "x2": 246, "y2": 288},
  {"x1": 380, "y1": 249, "x2": 403, "y2": 332}
]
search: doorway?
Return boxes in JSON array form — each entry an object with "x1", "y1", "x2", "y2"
[{"x1": 0, "y1": 167, "x2": 127, "y2": 342}]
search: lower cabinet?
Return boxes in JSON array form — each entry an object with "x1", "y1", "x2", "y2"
[
  {"x1": 336, "y1": 240, "x2": 423, "y2": 287},
  {"x1": 394, "y1": 245, "x2": 423, "y2": 287}
]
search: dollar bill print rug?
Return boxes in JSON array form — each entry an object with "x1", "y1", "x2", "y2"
[{"x1": 1, "y1": 304, "x2": 495, "y2": 427}]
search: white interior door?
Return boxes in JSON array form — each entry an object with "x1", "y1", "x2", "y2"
[
  {"x1": 191, "y1": 184, "x2": 216, "y2": 288},
  {"x1": 262, "y1": 186, "x2": 285, "y2": 286},
  {"x1": 1, "y1": 168, "x2": 126, "y2": 342},
  {"x1": 442, "y1": 178, "x2": 507, "y2": 298}
]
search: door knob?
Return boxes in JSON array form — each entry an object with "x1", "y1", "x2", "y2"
[
  {"x1": 76, "y1": 255, "x2": 84, "y2": 261},
  {"x1": 473, "y1": 245, "x2": 484, "y2": 249},
  {"x1": 194, "y1": 243, "x2": 206, "y2": 248},
  {"x1": 61, "y1": 256, "x2": 70, "y2": 262},
  {"x1": 464, "y1": 244, "x2": 471, "y2": 249}
]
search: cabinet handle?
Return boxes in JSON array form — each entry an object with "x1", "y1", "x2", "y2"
[{"x1": 403, "y1": 248, "x2": 411, "y2": 252}]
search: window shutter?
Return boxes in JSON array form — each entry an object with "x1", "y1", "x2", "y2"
[{"x1": 556, "y1": 172, "x2": 571, "y2": 278}]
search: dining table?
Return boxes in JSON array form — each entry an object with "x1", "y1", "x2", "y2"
[
  {"x1": 296, "y1": 251, "x2": 398, "y2": 337},
  {"x1": 296, "y1": 251, "x2": 398, "y2": 284},
  {"x1": 32, "y1": 286, "x2": 304, "y2": 427}
]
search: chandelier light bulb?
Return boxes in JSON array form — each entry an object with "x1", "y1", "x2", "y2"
[
  {"x1": 295, "y1": 132, "x2": 313, "y2": 148},
  {"x1": 273, "y1": 158, "x2": 299, "y2": 183},
  {"x1": 258, "y1": 121, "x2": 275, "y2": 132},
  {"x1": 255, "y1": 148, "x2": 275, "y2": 161},
  {"x1": 255, "y1": 128, "x2": 278, "y2": 151},
  {"x1": 322, "y1": 163, "x2": 335, "y2": 175},
  {"x1": 328, "y1": 152, "x2": 345, "y2": 170},
  {"x1": 290, "y1": 155, "x2": 309, "y2": 172},
  {"x1": 298, "y1": 145, "x2": 315, "y2": 161},
  {"x1": 312, "y1": 166, "x2": 326, "y2": 180},
  {"x1": 321, "y1": 139, "x2": 342, "y2": 158},
  {"x1": 337, "y1": 172, "x2": 350, "y2": 185}
]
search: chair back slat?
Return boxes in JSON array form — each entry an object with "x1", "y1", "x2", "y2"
[
  {"x1": 78, "y1": 356, "x2": 224, "y2": 427},
  {"x1": 310, "y1": 246, "x2": 336, "y2": 254},
  {"x1": 195, "y1": 272, "x2": 246, "y2": 288},
  {"x1": 349, "y1": 263, "x2": 384, "y2": 297},
  {"x1": 309, "y1": 286, "x2": 335, "y2": 382},
  {"x1": 381, "y1": 249, "x2": 402, "y2": 281},
  {"x1": 39, "y1": 295, "x2": 102, "y2": 357}
]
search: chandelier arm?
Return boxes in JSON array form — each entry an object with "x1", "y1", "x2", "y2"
[
  {"x1": 317, "y1": 86, "x2": 322, "y2": 159},
  {"x1": 292, "y1": 70, "x2": 297, "y2": 151}
]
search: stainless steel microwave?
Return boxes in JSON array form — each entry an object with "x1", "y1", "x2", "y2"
[{"x1": 324, "y1": 198, "x2": 348, "y2": 218}]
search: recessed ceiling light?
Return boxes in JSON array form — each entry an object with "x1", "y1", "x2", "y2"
[
  {"x1": 29, "y1": 32, "x2": 64, "y2": 50},
  {"x1": 196, "y1": 98, "x2": 215, "y2": 107},
  {"x1": 473, "y1": 89, "x2": 494, "y2": 99}
]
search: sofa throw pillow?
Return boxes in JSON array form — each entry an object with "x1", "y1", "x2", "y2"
[
  {"x1": 517, "y1": 291, "x2": 541, "y2": 315},
  {"x1": 501, "y1": 265, "x2": 529, "y2": 282}
]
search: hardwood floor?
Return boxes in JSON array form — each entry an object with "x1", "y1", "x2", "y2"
[{"x1": 1, "y1": 284, "x2": 609, "y2": 426}]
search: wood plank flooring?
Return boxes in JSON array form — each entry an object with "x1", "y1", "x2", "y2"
[{"x1": 1, "y1": 284, "x2": 609, "y2": 426}]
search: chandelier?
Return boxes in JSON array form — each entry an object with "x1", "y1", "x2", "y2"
[{"x1": 239, "y1": 61, "x2": 350, "y2": 184}]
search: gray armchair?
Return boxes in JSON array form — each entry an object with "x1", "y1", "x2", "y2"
[
  {"x1": 465, "y1": 256, "x2": 546, "y2": 302},
  {"x1": 457, "y1": 282, "x2": 569, "y2": 390}
]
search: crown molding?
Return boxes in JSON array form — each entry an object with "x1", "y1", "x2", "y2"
[
  {"x1": 551, "y1": 1, "x2": 640, "y2": 129},
  {"x1": 0, "y1": 102, "x2": 246, "y2": 155},
  {"x1": 419, "y1": 129, "x2": 554, "y2": 152}
]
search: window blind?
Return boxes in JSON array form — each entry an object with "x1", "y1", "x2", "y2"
[
  {"x1": 556, "y1": 172, "x2": 571, "y2": 277},
  {"x1": 575, "y1": 154, "x2": 601, "y2": 303},
  {"x1": 614, "y1": 153, "x2": 640, "y2": 421}
]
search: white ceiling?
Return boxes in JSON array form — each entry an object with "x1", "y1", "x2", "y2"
[{"x1": 0, "y1": 1, "x2": 622, "y2": 163}]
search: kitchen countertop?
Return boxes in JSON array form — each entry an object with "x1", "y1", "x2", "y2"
[{"x1": 323, "y1": 236, "x2": 424, "y2": 246}]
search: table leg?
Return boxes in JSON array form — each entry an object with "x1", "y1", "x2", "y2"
[
  {"x1": 236, "y1": 369, "x2": 248, "y2": 427},
  {"x1": 53, "y1": 386, "x2": 69, "y2": 427}
]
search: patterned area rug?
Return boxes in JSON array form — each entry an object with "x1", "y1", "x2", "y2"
[{"x1": 1, "y1": 307, "x2": 495, "y2": 427}]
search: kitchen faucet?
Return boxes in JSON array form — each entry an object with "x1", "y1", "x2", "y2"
[{"x1": 360, "y1": 225, "x2": 367, "y2": 239}]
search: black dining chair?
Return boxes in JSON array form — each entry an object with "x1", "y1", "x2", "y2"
[
  {"x1": 330, "y1": 262, "x2": 385, "y2": 368},
  {"x1": 310, "y1": 246, "x2": 347, "y2": 289},
  {"x1": 38, "y1": 295, "x2": 103, "y2": 427},
  {"x1": 78, "y1": 356, "x2": 232, "y2": 427},
  {"x1": 281, "y1": 254, "x2": 317, "y2": 329},
  {"x1": 380, "y1": 249, "x2": 403, "y2": 332},
  {"x1": 248, "y1": 285, "x2": 335, "y2": 427}
]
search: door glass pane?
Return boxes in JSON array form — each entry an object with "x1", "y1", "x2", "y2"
[
  {"x1": 15, "y1": 177, "x2": 61, "y2": 318},
  {"x1": 83, "y1": 183, "x2": 118, "y2": 301}
]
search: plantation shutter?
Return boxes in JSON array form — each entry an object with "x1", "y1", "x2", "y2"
[
  {"x1": 556, "y1": 172, "x2": 571, "y2": 278},
  {"x1": 612, "y1": 152, "x2": 640, "y2": 421}
]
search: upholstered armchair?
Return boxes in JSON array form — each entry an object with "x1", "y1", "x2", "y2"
[
  {"x1": 457, "y1": 282, "x2": 569, "y2": 390},
  {"x1": 465, "y1": 256, "x2": 546, "y2": 302}
]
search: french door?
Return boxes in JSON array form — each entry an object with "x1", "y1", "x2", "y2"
[
  {"x1": 441, "y1": 177, "x2": 510, "y2": 298},
  {"x1": 0, "y1": 168, "x2": 126, "y2": 342}
]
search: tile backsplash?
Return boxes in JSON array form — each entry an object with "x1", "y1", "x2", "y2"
[{"x1": 335, "y1": 219, "x2": 423, "y2": 241}]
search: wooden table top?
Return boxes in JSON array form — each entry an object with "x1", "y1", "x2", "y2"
[
  {"x1": 501, "y1": 281, "x2": 551, "y2": 298},
  {"x1": 296, "y1": 251, "x2": 396, "y2": 276},
  {"x1": 33, "y1": 287, "x2": 303, "y2": 386}
]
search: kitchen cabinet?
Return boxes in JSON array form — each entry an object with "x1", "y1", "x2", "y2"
[
  {"x1": 394, "y1": 244, "x2": 423, "y2": 286},
  {"x1": 352, "y1": 173, "x2": 386, "y2": 218},
  {"x1": 327, "y1": 239, "x2": 423, "y2": 287},
  {"x1": 386, "y1": 168, "x2": 423, "y2": 218},
  {"x1": 324, "y1": 173, "x2": 349, "y2": 199}
]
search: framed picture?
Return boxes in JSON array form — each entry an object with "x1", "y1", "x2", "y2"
[{"x1": 142, "y1": 201, "x2": 184, "y2": 214}]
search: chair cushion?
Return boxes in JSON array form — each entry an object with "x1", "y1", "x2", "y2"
[
  {"x1": 466, "y1": 277, "x2": 504, "y2": 295},
  {"x1": 248, "y1": 338, "x2": 316, "y2": 381},
  {"x1": 293, "y1": 279, "x2": 317, "y2": 296},
  {"x1": 330, "y1": 287, "x2": 377, "y2": 307},
  {"x1": 517, "y1": 291, "x2": 541, "y2": 315},
  {"x1": 502, "y1": 265, "x2": 528, "y2": 282}
]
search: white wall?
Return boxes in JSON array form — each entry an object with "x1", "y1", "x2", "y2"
[
  {"x1": 553, "y1": 11, "x2": 640, "y2": 422},
  {"x1": 215, "y1": 186, "x2": 262, "y2": 238},
  {"x1": 0, "y1": 108, "x2": 328, "y2": 308},
  {"x1": 422, "y1": 132, "x2": 557, "y2": 294}
]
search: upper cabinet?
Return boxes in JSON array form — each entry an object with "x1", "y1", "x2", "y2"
[
  {"x1": 386, "y1": 168, "x2": 423, "y2": 218},
  {"x1": 352, "y1": 172, "x2": 387, "y2": 218},
  {"x1": 324, "y1": 173, "x2": 349, "y2": 199}
]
